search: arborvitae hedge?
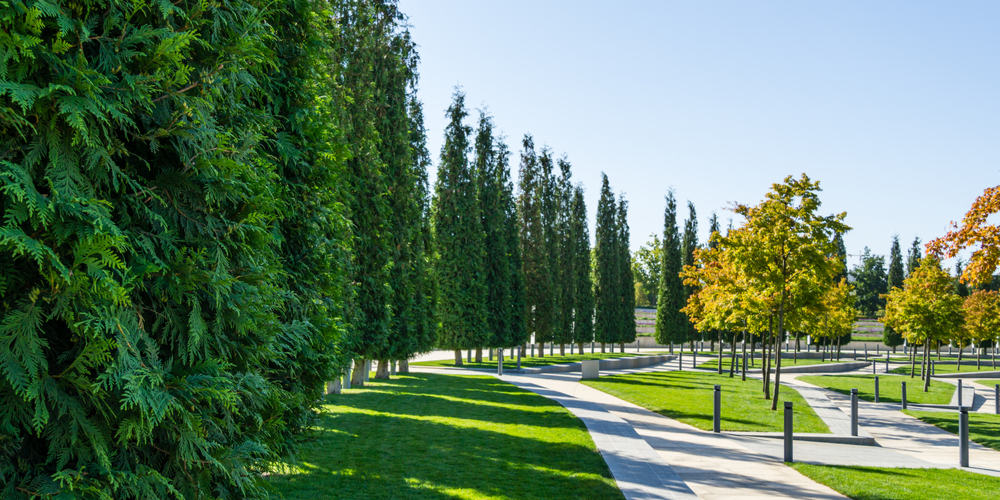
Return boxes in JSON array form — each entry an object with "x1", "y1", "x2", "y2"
[
  {"x1": 0, "y1": 0, "x2": 349, "y2": 496},
  {"x1": 594, "y1": 174, "x2": 619, "y2": 346}
]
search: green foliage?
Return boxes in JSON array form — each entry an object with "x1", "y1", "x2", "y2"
[
  {"x1": 851, "y1": 247, "x2": 888, "y2": 317},
  {"x1": 432, "y1": 90, "x2": 487, "y2": 351},
  {"x1": 517, "y1": 135, "x2": 551, "y2": 348},
  {"x1": 570, "y1": 187, "x2": 595, "y2": 346},
  {"x1": 884, "y1": 235, "x2": 905, "y2": 347},
  {"x1": 632, "y1": 234, "x2": 662, "y2": 307},
  {"x1": 680, "y1": 201, "x2": 699, "y2": 342},
  {"x1": 553, "y1": 158, "x2": 576, "y2": 348},
  {"x1": 906, "y1": 236, "x2": 922, "y2": 278},
  {"x1": 655, "y1": 190, "x2": 686, "y2": 346},
  {"x1": 593, "y1": 175, "x2": 619, "y2": 345},
  {"x1": 0, "y1": 0, "x2": 350, "y2": 495},
  {"x1": 617, "y1": 197, "x2": 635, "y2": 346},
  {"x1": 475, "y1": 112, "x2": 522, "y2": 348}
]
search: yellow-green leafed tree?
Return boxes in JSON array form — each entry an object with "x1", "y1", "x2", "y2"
[
  {"x1": 682, "y1": 244, "x2": 748, "y2": 377},
  {"x1": 797, "y1": 280, "x2": 856, "y2": 362},
  {"x1": 724, "y1": 174, "x2": 849, "y2": 410},
  {"x1": 884, "y1": 256, "x2": 965, "y2": 391},
  {"x1": 963, "y1": 290, "x2": 1000, "y2": 370}
]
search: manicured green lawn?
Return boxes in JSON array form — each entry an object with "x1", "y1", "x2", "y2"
[
  {"x1": 696, "y1": 357, "x2": 841, "y2": 371},
  {"x1": 890, "y1": 362, "x2": 1000, "y2": 375},
  {"x1": 974, "y1": 380, "x2": 1000, "y2": 389},
  {"x1": 412, "y1": 351, "x2": 661, "y2": 369},
  {"x1": 269, "y1": 373, "x2": 623, "y2": 500},
  {"x1": 581, "y1": 371, "x2": 829, "y2": 433},
  {"x1": 797, "y1": 374, "x2": 954, "y2": 405},
  {"x1": 903, "y1": 411, "x2": 1000, "y2": 453},
  {"x1": 790, "y1": 464, "x2": 1000, "y2": 500}
]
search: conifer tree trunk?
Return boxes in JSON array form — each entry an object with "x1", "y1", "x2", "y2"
[
  {"x1": 601, "y1": 342, "x2": 606, "y2": 353},
  {"x1": 560, "y1": 344, "x2": 566, "y2": 356},
  {"x1": 400, "y1": 359, "x2": 410, "y2": 373},
  {"x1": 476, "y1": 348, "x2": 483, "y2": 363},
  {"x1": 455, "y1": 349, "x2": 464, "y2": 366},
  {"x1": 537, "y1": 342, "x2": 545, "y2": 357}
]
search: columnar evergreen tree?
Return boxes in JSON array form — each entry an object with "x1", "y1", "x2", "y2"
[
  {"x1": 906, "y1": 237, "x2": 923, "y2": 278},
  {"x1": 885, "y1": 235, "x2": 906, "y2": 349},
  {"x1": 681, "y1": 201, "x2": 700, "y2": 347},
  {"x1": 833, "y1": 232, "x2": 849, "y2": 282},
  {"x1": 617, "y1": 196, "x2": 637, "y2": 351},
  {"x1": 594, "y1": 174, "x2": 621, "y2": 350},
  {"x1": 475, "y1": 111, "x2": 515, "y2": 352},
  {"x1": 536, "y1": 148, "x2": 558, "y2": 355},
  {"x1": 555, "y1": 158, "x2": 578, "y2": 353},
  {"x1": 500, "y1": 142, "x2": 529, "y2": 349},
  {"x1": 517, "y1": 135, "x2": 551, "y2": 354},
  {"x1": 655, "y1": 191, "x2": 686, "y2": 349},
  {"x1": 432, "y1": 90, "x2": 488, "y2": 365},
  {"x1": 852, "y1": 248, "x2": 888, "y2": 317},
  {"x1": 338, "y1": 0, "x2": 397, "y2": 385},
  {"x1": 571, "y1": 186, "x2": 596, "y2": 350}
]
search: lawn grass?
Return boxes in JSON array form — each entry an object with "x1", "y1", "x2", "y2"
[
  {"x1": 581, "y1": 370, "x2": 829, "y2": 433},
  {"x1": 903, "y1": 411, "x2": 1000, "y2": 453},
  {"x1": 890, "y1": 362, "x2": 1000, "y2": 375},
  {"x1": 797, "y1": 374, "x2": 953, "y2": 404},
  {"x1": 269, "y1": 373, "x2": 623, "y2": 500},
  {"x1": 790, "y1": 463, "x2": 1000, "y2": 500},
  {"x1": 974, "y1": 380, "x2": 1000, "y2": 389},
  {"x1": 412, "y1": 351, "x2": 661, "y2": 369},
  {"x1": 696, "y1": 357, "x2": 841, "y2": 371}
]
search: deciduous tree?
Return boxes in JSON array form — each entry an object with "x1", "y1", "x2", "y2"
[{"x1": 928, "y1": 186, "x2": 1000, "y2": 286}]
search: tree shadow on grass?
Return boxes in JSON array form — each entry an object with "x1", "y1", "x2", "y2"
[{"x1": 270, "y1": 373, "x2": 625, "y2": 500}]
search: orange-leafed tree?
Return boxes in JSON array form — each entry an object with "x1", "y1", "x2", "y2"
[{"x1": 928, "y1": 186, "x2": 1000, "y2": 286}]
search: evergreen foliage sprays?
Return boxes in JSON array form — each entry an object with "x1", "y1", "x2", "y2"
[
  {"x1": 594, "y1": 175, "x2": 621, "y2": 349},
  {"x1": 681, "y1": 201, "x2": 700, "y2": 346},
  {"x1": 0, "y1": 0, "x2": 354, "y2": 495},
  {"x1": 906, "y1": 237, "x2": 923, "y2": 278},
  {"x1": 517, "y1": 136, "x2": 551, "y2": 353},
  {"x1": 432, "y1": 90, "x2": 488, "y2": 364},
  {"x1": 536, "y1": 148, "x2": 559, "y2": 355},
  {"x1": 833, "y1": 232, "x2": 849, "y2": 282},
  {"x1": 554, "y1": 159, "x2": 578, "y2": 353},
  {"x1": 571, "y1": 187, "x2": 595, "y2": 349},
  {"x1": 655, "y1": 191, "x2": 686, "y2": 349},
  {"x1": 617, "y1": 197, "x2": 637, "y2": 351},
  {"x1": 475, "y1": 112, "x2": 519, "y2": 349},
  {"x1": 501, "y1": 142, "x2": 529, "y2": 349},
  {"x1": 885, "y1": 235, "x2": 906, "y2": 348}
]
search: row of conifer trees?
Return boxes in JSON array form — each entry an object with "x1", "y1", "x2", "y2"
[{"x1": 1, "y1": 0, "x2": 638, "y2": 496}]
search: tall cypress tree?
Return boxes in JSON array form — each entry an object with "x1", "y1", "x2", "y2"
[
  {"x1": 536, "y1": 148, "x2": 558, "y2": 355},
  {"x1": 475, "y1": 111, "x2": 514, "y2": 351},
  {"x1": 432, "y1": 90, "x2": 488, "y2": 365},
  {"x1": 594, "y1": 174, "x2": 620, "y2": 350},
  {"x1": 517, "y1": 135, "x2": 551, "y2": 354},
  {"x1": 906, "y1": 237, "x2": 922, "y2": 278},
  {"x1": 618, "y1": 196, "x2": 637, "y2": 351},
  {"x1": 339, "y1": 0, "x2": 395, "y2": 385},
  {"x1": 655, "y1": 191, "x2": 686, "y2": 349},
  {"x1": 571, "y1": 186, "x2": 595, "y2": 350},
  {"x1": 885, "y1": 235, "x2": 905, "y2": 348},
  {"x1": 501, "y1": 140, "x2": 529, "y2": 349},
  {"x1": 554, "y1": 158, "x2": 577, "y2": 353},
  {"x1": 681, "y1": 201, "x2": 699, "y2": 347}
]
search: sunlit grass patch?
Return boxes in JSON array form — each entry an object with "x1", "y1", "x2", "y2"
[
  {"x1": 798, "y1": 374, "x2": 953, "y2": 404},
  {"x1": 791, "y1": 463, "x2": 1000, "y2": 500}
]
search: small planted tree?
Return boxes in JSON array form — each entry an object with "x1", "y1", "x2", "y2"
[
  {"x1": 963, "y1": 290, "x2": 1000, "y2": 370},
  {"x1": 884, "y1": 256, "x2": 965, "y2": 391}
]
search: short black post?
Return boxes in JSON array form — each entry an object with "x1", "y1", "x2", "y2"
[
  {"x1": 517, "y1": 346, "x2": 522, "y2": 370},
  {"x1": 875, "y1": 376, "x2": 880, "y2": 403},
  {"x1": 902, "y1": 381, "x2": 908, "y2": 410},
  {"x1": 693, "y1": 350, "x2": 697, "y2": 368},
  {"x1": 713, "y1": 385, "x2": 721, "y2": 433},
  {"x1": 960, "y1": 406, "x2": 970, "y2": 467},
  {"x1": 468, "y1": 349, "x2": 472, "y2": 363},
  {"x1": 784, "y1": 401, "x2": 793, "y2": 463},
  {"x1": 872, "y1": 359, "x2": 876, "y2": 374},
  {"x1": 886, "y1": 353, "x2": 890, "y2": 373},
  {"x1": 850, "y1": 388, "x2": 859, "y2": 436},
  {"x1": 679, "y1": 350, "x2": 683, "y2": 371},
  {"x1": 995, "y1": 384, "x2": 999, "y2": 415},
  {"x1": 958, "y1": 379, "x2": 963, "y2": 408}
]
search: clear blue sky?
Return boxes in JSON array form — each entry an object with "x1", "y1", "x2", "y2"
[{"x1": 400, "y1": 0, "x2": 999, "y2": 268}]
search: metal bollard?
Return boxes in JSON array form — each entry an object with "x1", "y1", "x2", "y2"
[
  {"x1": 679, "y1": 351, "x2": 683, "y2": 371},
  {"x1": 995, "y1": 385, "x2": 999, "y2": 415},
  {"x1": 784, "y1": 401, "x2": 794, "y2": 463},
  {"x1": 851, "y1": 388, "x2": 859, "y2": 436},
  {"x1": 960, "y1": 406, "x2": 970, "y2": 467},
  {"x1": 958, "y1": 379, "x2": 963, "y2": 408},
  {"x1": 886, "y1": 353, "x2": 890, "y2": 373},
  {"x1": 693, "y1": 350, "x2": 697, "y2": 368},
  {"x1": 875, "y1": 376, "x2": 880, "y2": 403},
  {"x1": 902, "y1": 381, "x2": 907, "y2": 410},
  {"x1": 498, "y1": 350, "x2": 504, "y2": 376},
  {"x1": 872, "y1": 360, "x2": 876, "y2": 374},
  {"x1": 713, "y1": 385, "x2": 721, "y2": 433},
  {"x1": 517, "y1": 346, "x2": 522, "y2": 370}
]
